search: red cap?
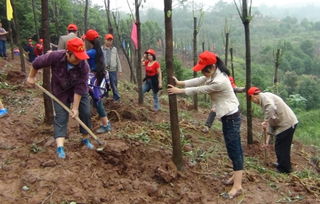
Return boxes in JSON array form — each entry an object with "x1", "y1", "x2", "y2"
[
  {"x1": 66, "y1": 38, "x2": 89, "y2": 60},
  {"x1": 146, "y1": 49, "x2": 156, "y2": 56},
  {"x1": 192, "y1": 51, "x2": 217, "y2": 72},
  {"x1": 85, "y1": 29, "x2": 99, "y2": 41},
  {"x1": 104, "y1": 34, "x2": 113, "y2": 40},
  {"x1": 39, "y1": 38, "x2": 44, "y2": 43},
  {"x1": 67, "y1": 24, "x2": 78, "y2": 31},
  {"x1": 36, "y1": 44, "x2": 42, "y2": 49},
  {"x1": 28, "y1": 39, "x2": 32, "y2": 42},
  {"x1": 248, "y1": 87, "x2": 261, "y2": 96}
]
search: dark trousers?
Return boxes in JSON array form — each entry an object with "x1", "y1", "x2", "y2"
[
  {"x1": 275, "y1": 124, "x2": 297, "y2": 173},
  {"x1": 205, "y1": 111, "x2": 216, "y2": 128},
  {"x1": 109, "y1": 71, "x2": 120, "y2": 101},
  {"x1": 0, "y1": 40, "x2": 6, "y2": 57},
  {"x1": 53, "y1": 94, "x2": 91, "y2": 138},
  {"x1": 221, "y1": 112, "x2": 243, "y2": 171}
]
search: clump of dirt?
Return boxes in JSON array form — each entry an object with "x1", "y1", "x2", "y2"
[{"x1": 6, "y1": 71, "x2": 26, "y2": 83}]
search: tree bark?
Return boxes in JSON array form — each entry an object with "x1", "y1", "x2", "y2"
[
  {"x1": 135, "y1": 0, "x2": 143, "y2": 104},
  {"x1": 242, "y1": 0, "x2": 253, "y2": 145},
  {"x1": 10, "y1": 0, "x2": 26, "y2": 73},
  {"x1": 274, "y1": 48, "x2": 281, "y2": 85},
  {"x1": 225, "y1": 32, "x2": 229, "y2": 68},
  {"x1": 8, "y1": 22, "x2": 14, "y2": 60},
  {"x1": 230, "y1": 47, "x2": 235, "y2": 80},
  {"x1": 41, "y1": 0, "x2": 54, "y2": 124},
  {"x1": 104, "y1": 0, "x2": 113, "y2": 34},
  {"x1": 192, "y1": 17, "x2": 198, "y2": 111},
  {"x1": 84, "y1": 0, "x2": 89, "y2": 32},
  {"x1": 164, "y1": 0, "x2": 183, "y2": 170},
  {"x1": 31, "y1": 0, "x2": 39, "y2": 40}
]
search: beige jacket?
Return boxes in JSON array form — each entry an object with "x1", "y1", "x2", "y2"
[
  {"x1": 259, "y1": 92, "x2": 298, "y2": 135},
  {"x1": 101, "y1": 46, "x2": 122, "y2": 72},
  {"x1": 57, "y1": 33, "x2": 78, "y2": 50},
  {"x1": 184, "y1": 69, "x2": 239, "y2": 119}
]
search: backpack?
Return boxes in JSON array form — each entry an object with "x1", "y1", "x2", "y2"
[{"x1": 88, "y1": 72, "x2": 111, "y2": 103}]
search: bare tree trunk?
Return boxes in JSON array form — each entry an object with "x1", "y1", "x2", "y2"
[
  {"x1": 41, "y1": 0, "x2": 54, "y2": 124},
  {"x1": 104, "y1": 0, "x2": 113, "y2": 34},
  {"x1": 242, "y1": 0, "x2": 253, "y2": 145},
  {"x1": 273, "y1": 48, "x2": 281, "y2": 85},
  {"x1": 230, "y1": 47, "x2": 235, "y2": 80},
  {"x1": 52, "y1": 1, "x2": 60, "y2": 40},
  {"x1": 164, "y1": 0, "x2": 183, "y2": 170},
  {"x1": 135, "y1": 0, "x2": 143, "y2": 104},
  {"x1": 202, "y1": 41, "x2": 207, "y2": 102},
  {"x1": 32, "y1": 0, "x2": 39, "y2": 40},
  {"x1": 193, "y1": 17, "x2": 198, "y2": 111},
  {"x1": 10, "y1": 0, "x2": 26, "y2": 73},
  {"x1": 84, "y1": 0, "x2": 89, "y2": 32},
  {"x1": 225, "y1": 32, "x2": 229, "y2": 68},
  {"x1": 112, "y1": 13, "x2": 136, "y2": 83}
]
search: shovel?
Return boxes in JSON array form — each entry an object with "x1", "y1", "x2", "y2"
[
  {"x1": 262, "y1": 128, "x2": 268, "y2": 165},
  {"x1": 35, "y1": 83, "x2": 105, "y2": 151}
]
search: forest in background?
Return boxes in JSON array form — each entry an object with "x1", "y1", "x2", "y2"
[{"x1": 0, "y1": 0, "x2": 319, "y2": 146}]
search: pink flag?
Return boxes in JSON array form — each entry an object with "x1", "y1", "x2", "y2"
[{"x1": 131, "y1": 23, "x2": 138, "y2": 49}]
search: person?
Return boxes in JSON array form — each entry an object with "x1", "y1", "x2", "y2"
[
  {"x1": 0, "y1": 99, "x2": 8, "y2": 118},
  {"x1": 34, "y1": 39, "x2": 44, "y2": 57},
  {"x1": 202, "y1": 76, "x2": 245, "y2": 133},
  {"x1": 0, "y1": 22, "x2": 8, "y2": 59},
  {"x1": 26, "y1": 38, "x2": 94, "y2": 159},
  {"x1": 102, "y1": 33, "x2": 122, "y2": 101},
  {"x1": 141, "y1": 49, "x2": 162, "y2": 112},
  {"x1": 85, "y1": 29, "x2": 112, "y2": 134},
  {"x1": 58, "y1": 24, "x2": 78, "y2": 50},
  {"x1": 248, "y1": 86, "x2": 298, "y2": 173},
  {"x1": 168, "y1": 51, "x2": 243, "y2": 199},
  {"x1": 24, "y1": 39, "x2": 36, "y2": 62}
]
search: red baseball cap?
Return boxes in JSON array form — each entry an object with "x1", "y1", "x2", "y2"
[
  {"x1": 28, "y1": 39, "x2": 32, "y2": 42},
  {"x1": 85, "y1": 29, "x2": 99, "y2": 41},
  {"x1": 39, "y1": 38, "x2": 44, "y2": 43},
  {"x1": 146, "y1": 49, "x2": 156, "y2": 56},
  {"x1": 192, "y1": 51, "x2": 217, "y2": 72},
  {"x1": 247, "y1": 87, "x2": 261, "y2": 96},
  {"x1": 67, "y1": 24, "x2": 78, "y2": 31},
  {"x1": 66, "y1": 38, "x2": 89, "y2": 60},
  {"x1": 105, "y1": 34, "x2": 113, "y2": 40}
]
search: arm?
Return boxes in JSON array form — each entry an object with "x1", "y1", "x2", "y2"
[
  {"x1": 157, "y1": 66, "x2": 162, "y2": 89},
  {"x1": 184, "y1": 81, "x2": 224, "y2": 96},
  {"x1": 70, "y1": 93, "x2": 81, "y2": 118},
  {"x1": 116, "y1": 51, "x2": 122, "y2": 72},
  {"x1": 57, "y1": 36, "x2": 65, "y2": 50}
]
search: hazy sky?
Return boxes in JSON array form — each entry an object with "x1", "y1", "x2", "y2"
[{"x1": 92, "y1": 0, "x2": 320, "y2": 12}]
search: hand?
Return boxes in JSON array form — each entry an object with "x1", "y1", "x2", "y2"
[
  {"x1": 167, "y1": 84, "x2": 183, "y2": 95},
  {"x1": 172, "y1": 76, "x2": 179, "y2": 85},
  {"x1": 26, "y1": 77, "x2": 36, "y2": 87},
  {"x1": 261, "y1": 121, "x2": 269, "y2": 129},
  {"x1": 70, "y1": 108, "x2": 79, "y2": 118},
  {"x1": 158, "y1": 83, "x2": 162, "y2": 89}
]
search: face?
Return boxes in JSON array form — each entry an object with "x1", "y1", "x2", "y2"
[
  {"x1": 201, "y1": 65, "x2": 216, "y2": 78},
  {"x1": 104, "y1": 39, "x2": 113, "y2": 47},
  {"x1": 250, "y1": 94, "x2": 260, "y2": 104},
  {"x1": 66, "y1": 52, "x2": 81, "y2": 65},
  {"x1": 147, "y1": 54, "x2": 154, "y2": 61}
]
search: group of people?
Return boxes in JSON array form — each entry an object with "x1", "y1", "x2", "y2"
[
  {"x1": 0, "y1": 21, "x2": 299, "y2": 200},
  {"x1": 24, "y1": 38, "x2": 44, "y2": 62},
  {"x1": 168, "y1": 51, "x2": 298, "y2": 199}
]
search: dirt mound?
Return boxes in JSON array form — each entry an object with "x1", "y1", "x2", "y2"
[{"x1": 6, "y1": 71, "x2": 26, "y2": 83}]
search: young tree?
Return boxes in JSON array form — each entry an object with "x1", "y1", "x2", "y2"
[
  {"x1": 224, "y1": 19, "x2": 230, "y2": 68},
  {"x1": 164, "y1": 0, "x2": 183, "y2": 170},
  {"x1": 104, "y1": 0, "x2": 113, "y2": 34},
  {"x1": 135, "y1": 0, "x2": 143, "y2": 104},
  {"x1": 84, "y1": 0, "x2": 89, "y2": 32},
  {"x1": 10, "y1": 0, "x2": 26, "y2": 72},
  {"x1": 31, "y1": 0, "x2": 39, "y2": 40},
  {"x1": 234, "y1": 0, "x2": 253, "y2": 144},
  {"x1": 41, "y1": 0, "x2": 54, "y2": 124},
  {"x1": 230, "y1": 47, "x2": 235, "y2": 79},
  {"x1": 192, "y1": 17, "x2": 198, "y2": 110}
]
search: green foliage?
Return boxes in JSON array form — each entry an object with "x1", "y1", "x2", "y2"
[
  {"x1": 286, "y1": 94, "x2": 307, "y2": 111},
  {"x1": 295, "y1": 109, "x2": 320, "y2": 146}
]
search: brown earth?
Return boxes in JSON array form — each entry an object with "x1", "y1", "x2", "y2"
[{"x1": 0, "y1": 57, "x2": 319, "y2": 204}]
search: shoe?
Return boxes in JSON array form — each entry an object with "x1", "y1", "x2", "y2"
[
  {"x1": 56, "y1": 146, "x2": 66, "y2": 159},
  {"x1": 96, "y1": 121, "x2": 112, "y2": 134},
  {"x1": 201, "y1": 126, "x2": 210, "y2": 133},
  {"x1": 82, "y1": 138, "x2": 94, "y2": 149},
  {"x1": 220, "y1": 189, "x2": 243, "y2": 199},
  {"x1": 0, "y1": 108, "x2": 8, "y2": 118}
]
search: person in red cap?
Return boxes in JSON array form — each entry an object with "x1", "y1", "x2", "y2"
[
  {"x1": 168, "y1": 51, "x2": 243, "y2": 199},
  {"x1": 248, "y1": 86, "x2": 298, "y2": 173},
  {"x1": 26, "y1": 38, "x2": 94, "y2": 159},
  {"x1": 24, "y1": 38, "x2": 36, "y2": 62},
  {"x1": 34, "y1": 38, "x2": 44, "y2": 57},
  {"x1": 85, "y1": 29, "x2": 112, "y2": 134},
  {"x1": 141, "y1": 49, "x2": 162, "y2": 111},
  {"x1": 57, "y1": 23, "x2": 78, "y2": 50},
  {"x1": 102, "y1": 33, "x2": 122, "y2": 101}
]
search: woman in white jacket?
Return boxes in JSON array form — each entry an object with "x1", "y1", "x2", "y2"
[{"x1": 168, "y1": 51, "x2": 243, "y2": 199}]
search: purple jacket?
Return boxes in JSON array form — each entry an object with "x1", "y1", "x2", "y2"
[{"x1": 32, "y1": 50, "x2": 89, "y2": 104}]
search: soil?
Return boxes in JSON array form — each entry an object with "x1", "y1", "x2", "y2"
[{"x1": 0, "y1": 56, "x2": 319, "y2": 204}]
